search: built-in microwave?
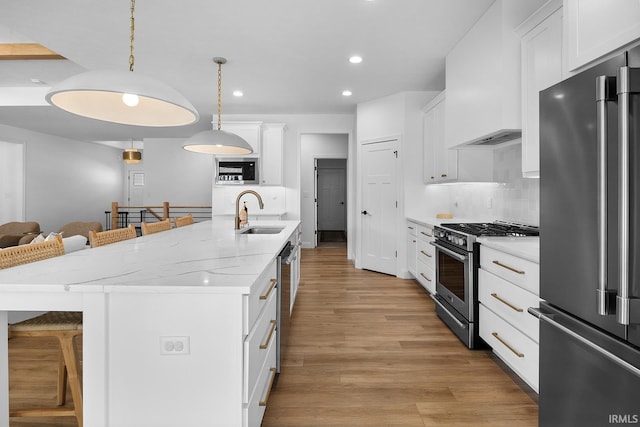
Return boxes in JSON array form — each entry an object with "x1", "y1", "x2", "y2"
[{"x1": 215, "y1": 158, "x2": 259, "y2": 184}]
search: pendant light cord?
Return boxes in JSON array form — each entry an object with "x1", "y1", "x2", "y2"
[
  {"x1": 129, "y1": 0, "x2": 136, "y2": 72},
  {"x1": 217, "y1": 61, "x2": 222, "y2": 130}
]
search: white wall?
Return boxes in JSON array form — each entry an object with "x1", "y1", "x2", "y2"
[
  {"x1": 300, "y1": 133, "x2": 348, "y2": 248},
  {"x1": 0, "y1": 139, "x2": 24, "y2": 223},
  {"x1": 0, "y1": 124, "x2": 123, "y2": 233},
  {"x1": 142, "y1": 138, "x2": 213, "y2": 206}
]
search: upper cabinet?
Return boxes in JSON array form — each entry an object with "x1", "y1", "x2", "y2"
[
  {"x1": 565, "y1": 0, "x2": 640, "y2": 71},
  {"x1": 423, "y1": 91, "x2": 494, "y2": 184},
  {"x1": 221, "y1": 121, "x2": 262, "y2": 156},
  {"x1": 519, "y1": 1, "x2": 564, "y2": 178},
  {"x1": 423, "y1": 92, "x2": 457, "y2": 183},
  {"x1": 260, "y1": 124, "x2": 285, "y2": 186}
]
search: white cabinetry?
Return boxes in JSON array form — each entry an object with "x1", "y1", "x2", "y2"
[
  {"x1": 565, "y1": 0, "x2": 640, "y2": 71},
  {"x1": 478, "y1": 244, "x2": 540, "y2": 392},
  {"x1": 407, "y1": 221, "x2": 417, "y2": 276},
  {"x1": 415, "y1": 223, "x2": 436, "y2": 294},
  {"x1": 445, "y1": 0, "x2": 522, "y2": 148},
  {"x1": 519, "y1": 1, "x2": 564, "y2": 178},
  {"x1": 243, "y1": 259, "x2": 278, "y2": 425},
  {"x1": 423, "y1": 92, "x2": 457, "y2": 183},
  {"x1": 222, "y1": 121, "x2": 262, "y2": 155},
  {"x1": 260, "y1": 124, "x2": 285, "y2": 186}
]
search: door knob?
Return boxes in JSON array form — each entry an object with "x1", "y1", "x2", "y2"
[{"x1": 361, "y1": 210, "x2": 368, "y2": 215}]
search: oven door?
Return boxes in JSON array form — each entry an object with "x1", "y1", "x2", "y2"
[{"x1": 432, "y1": 241, "x2": 473, "y2": 321}]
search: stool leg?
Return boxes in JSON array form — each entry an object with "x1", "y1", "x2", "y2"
[
  {"x1": 58, "y1": 333, "x2": 83, "y2": 427},
  {"x1": 56, "y1": 346, "x2": 68, "y2": 406}
]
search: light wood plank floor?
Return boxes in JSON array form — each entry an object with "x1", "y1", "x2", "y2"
[
  {"x1": 8, "y1": 246, "x2": 537, "y2": 426},
  {"x1": 262, "y1": 247, "x2": 538, "y2": 426}
]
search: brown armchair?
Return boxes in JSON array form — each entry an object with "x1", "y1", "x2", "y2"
[
  {"x1": 58, "y1": 221, "x2": 103, "y2": 241},
  {"x1": 0, "y1": 221, "x2": 41, "y2": 248}
]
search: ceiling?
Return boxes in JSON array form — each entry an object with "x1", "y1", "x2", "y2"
[{"x1": 0, "y1": 0, "x2": 495, "y2": 143}]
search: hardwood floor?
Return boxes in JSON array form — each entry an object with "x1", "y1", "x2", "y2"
[
  {"x1": 8, "y1": 247, "x2": 538, "y2": 426},
  {"x1": 262, "y1": 247, "x2": 538, "y2": 426}
]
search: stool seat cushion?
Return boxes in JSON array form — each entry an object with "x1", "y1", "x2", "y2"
[{"x1": 9, "y1": 311, "x2": 82, "y2": 332}]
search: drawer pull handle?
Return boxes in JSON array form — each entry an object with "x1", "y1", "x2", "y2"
[
  {"x1": 259, "y1": 368, "x2": 278, "y2": 406},
  {"x1": 420, "y1": 272, "x2": 432, "y2": 282},
  {"x1": 408, "y1": 226, "x2": 415, "y2": 230},
  {"x1": 420, "y1": 250, "x2": 432, "y2": 258},
  {"x1": 260, "y1": 279, "x2": 277, "y2": 300},
  {"x1": 492, "y1": 260, "x2": 525, "y2": 275},
  {"x1": 420, "y1": 231, "x2": 433, "y2": 238},
  {"x1": 412, "y1": 239, "x2": 416, "y2": 243},
  {"x1": 491, "y1": 293, "x2": 523, "y2": 312},
  {"x1": 492, "y1": 332, "x2": 524, "y2": 358},
  {"x1": 260, "y1": 320, "x2": 277, "y2": 349}
]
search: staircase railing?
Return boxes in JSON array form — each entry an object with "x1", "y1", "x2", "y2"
[{"x1": 104, "y1": 202, "x2": 211, "y2": 231}]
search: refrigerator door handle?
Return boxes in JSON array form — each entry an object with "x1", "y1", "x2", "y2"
[
  {"x1": 616, "y1": 66, "x2": 640, "y2": 325},
  {"x1": 529, "y1": 307, "x2": 640, "y2": 378},
  {"x1": 596, "y1": 75, "x2": 617, "y2": 316}
]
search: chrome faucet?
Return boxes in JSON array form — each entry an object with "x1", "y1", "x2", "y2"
[{"x1": 235, "y1": 190, "x2": 264, "y2": 229}]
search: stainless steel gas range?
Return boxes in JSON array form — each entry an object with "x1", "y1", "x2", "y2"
[{"x1": 430, "y1": 221, "x2": 539, "y2": 349}]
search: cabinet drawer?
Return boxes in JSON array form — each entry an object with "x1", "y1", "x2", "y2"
[
  {"x1": 244, "y1": 337, "x2": 277, "y2": 427},
  {"x1": 244, "y1": 288, "x2": 277, "y2": 403},
  {"x1": 480, "y1": 246, "x2": 539, "y2": 295},
  {"x1": 416, "y1": 259, "x2": 435, "y2": 295},
  {"x1": 417, "y1": 224, "x2": 434, "y2": 242},
  {"x1": 478, "y1": 269, "x2": 540, "y2": 342},
  {"x1": 479, "y1": 304, "x2": 539, "y2": 392},
  {"x1": 407, "y1": 222, "x2": 418, "y2": 237},
  {"x1": 417, "y1": 238, "x2": 435, "y2": 267},
  {"x1": 245, "y1": 259, "x2": 278, "y2": 336}
]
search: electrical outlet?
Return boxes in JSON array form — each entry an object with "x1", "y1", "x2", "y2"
[{"x1": 160, "y1": 336, "x2": 190, "y2": 355}]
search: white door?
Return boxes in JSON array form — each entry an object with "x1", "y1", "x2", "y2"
[
  {"x1": 128, "y1": 171, "x2": 145, "y2": 206},
  {"x1": 361, "y1": 140, "x2": 397, "y2": 275},
  {"x1": 317, "y1": 162, "x2": 346, "y2": 231}
]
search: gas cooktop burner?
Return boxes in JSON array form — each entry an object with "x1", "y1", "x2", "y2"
[{"x1": 439, "y1": 222, "x2": 539, "y2": 237}]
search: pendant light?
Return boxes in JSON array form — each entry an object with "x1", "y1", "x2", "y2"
[
  {"x1": 123, "y1": 140, "x2": 142, "y2": 163},
  {"x1": 182, "y1": 57, "x2": 253, "y2": 155},
  {"x1": 45, "y1": 0, "x2": 199, "y2": 127}
]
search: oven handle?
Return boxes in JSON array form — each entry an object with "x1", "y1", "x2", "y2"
[{"x1": 429, "y1": 241, "x2": 468, "y2": 262}]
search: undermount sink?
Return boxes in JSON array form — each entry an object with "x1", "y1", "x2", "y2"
[{"x1": 239, "y1": 226, "x2": 285, "y2": 235}]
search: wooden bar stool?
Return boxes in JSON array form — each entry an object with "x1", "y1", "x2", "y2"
[
  {"x1": 141, "y1": 218, "x2": 172, "y2": 235},
  {"x1": 89, "y1": 224, "x2": 136, "y2": 248},
  {"x1": 174, "y1": 213, "x2": 194, "y2": 228},
  {"x1": 2, "y1": 236, "x2": 83, "y2": 426}
]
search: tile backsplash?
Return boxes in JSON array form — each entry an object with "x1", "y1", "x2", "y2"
[{"x1": 435, "y1": 143, "x2": 539, "y2": 226}]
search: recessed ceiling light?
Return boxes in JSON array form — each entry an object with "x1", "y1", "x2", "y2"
[
  {"x1": 342, "y1": 90, "x2": 353, "y2": 97},
  {"x1": 233, "y1": 90, "x2": 243, "y2": 97},
  {"x1": 349, "y1": 56, "x2": 363, "y2": 64}
]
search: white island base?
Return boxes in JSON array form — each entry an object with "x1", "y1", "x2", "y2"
[{"x1": 0, "y1": 220, "x2": 300, "y2": 427}]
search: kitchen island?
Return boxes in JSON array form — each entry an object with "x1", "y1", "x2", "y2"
[{"x1": 0, "y1": 219, "x2": 300, "y2": 427}]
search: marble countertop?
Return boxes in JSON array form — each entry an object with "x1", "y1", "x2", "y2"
[
  {"x1": 0, "y1": 220, "x2": 300, "y2": 294},
  {"x1": 476, "y1": 236, "x2": 540, "y2": 263}
]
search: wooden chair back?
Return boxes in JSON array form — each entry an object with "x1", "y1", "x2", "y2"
[
  {"x1": 0, "y1": 235, "x2": 64, "y2": 269},
  {"x1": 89, "y1": 224, "x2": 137, "y2": 248},
  {"x1": 174, "y1": 213, "x2": 194, "y2": 228},
  {"x1": 141, "y1": 219, "x2": 172, "y2": 236}
]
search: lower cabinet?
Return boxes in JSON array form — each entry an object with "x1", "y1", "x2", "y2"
[
  {"x1": 478, "y1": 245, "x2": 540, "y2": 393},
  {"x1": 415, "y1": 223, "x2": 435, "y2": 294},
  {"x1": 243, "y1": 258, "x2": 278, "y2": 426},
  {"x1": 479, "y1": 304, "x2": 539, "y2": 392}
]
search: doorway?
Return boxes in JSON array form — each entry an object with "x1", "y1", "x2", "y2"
[{"x1": 315, "y1": 159, "x2": 347, "y2": 248}]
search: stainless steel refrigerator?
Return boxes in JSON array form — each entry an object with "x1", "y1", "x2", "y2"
[{"x1": 533, "y1": 45, "x2": 640, "y2": 425}]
